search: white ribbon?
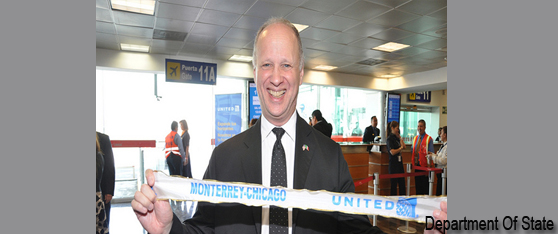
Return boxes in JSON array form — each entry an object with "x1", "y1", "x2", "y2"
[{"x1": 152, "y1": 171, "x2": 446, "y2": 223}]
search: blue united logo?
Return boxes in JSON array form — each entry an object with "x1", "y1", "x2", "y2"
[{"x1": 396, "y1": 198, "x2": 418, "y2": 218}]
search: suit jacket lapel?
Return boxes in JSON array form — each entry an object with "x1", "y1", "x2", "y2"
[
  {"x1": 292, "y1": 114, "x2": 315, "y2": 231},
  {"x1": 241, "y1": 119, "x2": 262, "y2": 234}
]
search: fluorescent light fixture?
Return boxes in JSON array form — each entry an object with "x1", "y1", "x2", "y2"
[
  {"x1": 111, "y1": 0, "x2": 156, "y2": 15},
  {"x1": 372, "y1": 42, "x2": 410, "y2": 52},
  {"x1": 120, "y1": 43, "x2": 150, "y2": 52},
  {"x1": 292, "y1": 23, "x2": 309, "y2": 32},
  {"x1": 229, "y1": 55, "x2": 253, "y2": 62},
  {"x1": 314, "y1": 65, "x2": 337, "y2": 71},
  {"x1": 380, "y1": 74, "x2": 398, "y2": 78}
]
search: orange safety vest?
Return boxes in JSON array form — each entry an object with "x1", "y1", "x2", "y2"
[
  {"x1": 164, "y1": 131, "x2": 181, "y2": 158},
  {"x1": 412, "y1": 134, "x2": 433, "y2": 167}
]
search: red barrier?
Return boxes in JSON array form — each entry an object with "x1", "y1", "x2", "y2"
[
  {"x1": 111, "y1": 140, "x2": 156, "y2": 148},
  {"x1": 353, "y1": 165, "x2": 443, "y2": 187}
]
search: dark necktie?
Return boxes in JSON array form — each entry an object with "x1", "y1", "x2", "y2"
[
  {"x1": 415, "y1": 137, "x2": 423, "y2": 165},
  {"x1": 270, "y1": 128, "x2": 288, "y2": 233}
]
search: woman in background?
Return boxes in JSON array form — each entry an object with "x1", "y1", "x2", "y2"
[
  {"x1": 180, "y1": 119, "x2": 192, "y2": 178},
  {"x1": 386, "y1": 121, "x2": 406, "y2": 195},
  {"x1": 428, "y1": 126, "x2": 447, "y2": 196},
  {"x1": 96, "y1": 133, "x2": 108, "y2": 234}
]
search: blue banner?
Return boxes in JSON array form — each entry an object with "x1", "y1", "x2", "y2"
[
  {"x1": 166, "y1": 58, "x2": 217, "y2": 85},
  {"x1": 215, "y1": 94, "x2": 242, "y2": 146},
  {"x1": 248, "y1": 81, "x2": 261, "y2": 121}
]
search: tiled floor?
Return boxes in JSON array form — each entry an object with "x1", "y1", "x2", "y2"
[{"x1": 108, "y1": 202, "x2": 424, "y2": 234}]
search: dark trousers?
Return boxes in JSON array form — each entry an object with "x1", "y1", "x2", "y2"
[
  {"x1": 166, "y1": 154, "x2": 183, "y2": 176},
  {"x1": 103, "y1": 199, "x2": 111, "y2": 228},
  {"x1": 390, "y1": 178, "x2": 406, "y2": 195},
  {"x1": 415, "y1": 170, "x2": 429, "y2": 195},
  {"x1": 182, "y1": 154, "x2": 192, "y2": 178}
]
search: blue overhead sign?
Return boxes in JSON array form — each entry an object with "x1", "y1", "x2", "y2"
[{"x1": 165, "y1": 58, "x2": 217, "y2": 85}]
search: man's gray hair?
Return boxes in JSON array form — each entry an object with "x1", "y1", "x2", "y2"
[{"x1": 252, "y1": 17, "x2": 304, "y2": 70}]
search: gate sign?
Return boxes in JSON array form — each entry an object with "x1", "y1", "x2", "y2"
[
  {"x1": 408, "y1": 91, "x2": 431, "y2": 103},
  {"x1": 166, "y1": 58, "x2": 217, "y2": 85}
]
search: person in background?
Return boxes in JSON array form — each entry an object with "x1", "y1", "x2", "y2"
[
  {"x1": 132, "y1": 17, "x2": 385, "y2": 234},
  {"x1": 164, "y1": 121, "x2": 186, "y2": 176},
  {"x1": 435, "y1": 127, "x2": 443, "y2": 142},
  {"x1": 249, "y1": 118, "x2": 258, "y2": 128},
  {"x1": 412, "y1": 119, "x2": 435, "y2": 195},
  {"x1": 96, "y1": 133, "x2": 108, "y2": 234},
  {"x1": 362, "y1": 116, "x2": 380, "y2": 152},
  {"x1": 179, "y1": 119, "x2": 192, "y2": 178},
  {"x1": 351, "y1": 121, "x2": 363, "y2": 136},
  {"x1": 428, "y1": 126, "x2": 447, "y2": 196},
  {"x1": 97, "y1": 131, "x2": 115, "y2": 230},
  {"x1": 386, "y1": 121, "x2": 406, "y2": 195},
  {"x1": 311, "y1": 109, "x2": 333, "y2": 137}
]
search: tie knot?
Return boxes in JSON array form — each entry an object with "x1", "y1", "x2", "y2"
[{"x1": 272, "y1": 127, "x2": 285, "y2": 140}]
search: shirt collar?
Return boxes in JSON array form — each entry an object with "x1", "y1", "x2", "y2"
[{"x1": 260, "y1": 111, "x2": 297, "y2": 142}]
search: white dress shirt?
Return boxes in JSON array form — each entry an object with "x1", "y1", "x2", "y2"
[{"x1": 260, "y1": 111, "x2": 297, "y2": 234}]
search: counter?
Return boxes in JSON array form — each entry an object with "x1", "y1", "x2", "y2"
[{"x1": 339, "y1": 142, "x2": 442, "y2": 195}]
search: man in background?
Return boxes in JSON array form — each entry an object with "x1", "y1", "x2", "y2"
[
  {"x1": 164, "y1": 121, "x2": 186, "y2": 176},
  {"x1": 362, "y1": 116, "x2": 380, "y2": 152},
  {"x1": 412, "y1": 119, "x2": 435, "y2": 195},
  {"x1": 311, "y1": 109, "x2": 333, "y2": 137}
]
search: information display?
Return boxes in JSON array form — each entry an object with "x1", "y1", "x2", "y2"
[{"x1": 386, "y1": 93, "x2": 401, "y2": 124}]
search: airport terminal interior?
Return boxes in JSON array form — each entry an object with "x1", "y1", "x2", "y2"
[{"x1": 96, "y1": 0, "x2": 447, "y2": 233}]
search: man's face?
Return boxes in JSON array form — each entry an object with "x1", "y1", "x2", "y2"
[
  {"x1": 253, "y1": 23, "x2": 303, "y2": 126},
  {"x1": 372, "y1": 117, "x2": 378, "y2": 127},
  {"x1": 180, "y1": 122, "x2": 185, "y2": 131},
  {"x1": 417, "y1": 122, "x2": 426, "y2": 135}
]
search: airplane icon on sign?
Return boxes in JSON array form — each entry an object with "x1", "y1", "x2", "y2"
[{"x1": 170, "y1": 66, "x2": 178, "y2": 77}]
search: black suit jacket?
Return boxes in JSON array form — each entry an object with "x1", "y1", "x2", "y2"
[
  {"x1": 362, "y1": 126, "x2": 380, "y2": 152},
  {"x1": 97, "y1": 132, "x2": 115, "y2": 197},
  {"x1": 172, "y1": 114, "x2": 384, "y2": 234}
]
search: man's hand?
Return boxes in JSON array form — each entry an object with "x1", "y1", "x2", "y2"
[
  {"x1": 104, "y1": 194, "x2": 113, "y2": 203},
  {"x1": 131, "y1": 169, "x2": 174, "y2": 234},
  {"x1": 424, "y1": 201, "x2": 447, "y2": 234},
  {"x1": 183, "y1": 157, "x2": 189, "y2": 166}
]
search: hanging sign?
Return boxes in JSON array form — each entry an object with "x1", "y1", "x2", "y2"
[
  {"x1": 408, "y1": 91, "x2": 431, "y2": 103},
  {"x1": 165, "y1": 58, "x2": 217, "y2": 85}
]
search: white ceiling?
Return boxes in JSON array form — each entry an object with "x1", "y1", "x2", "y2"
[{"x1": 96, "y1": 0, "x2": 447, "y2": 90}]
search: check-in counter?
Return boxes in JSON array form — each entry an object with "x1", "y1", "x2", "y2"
[{"x1": 339, "y1": 142, "x2": 442, "y2": 195}]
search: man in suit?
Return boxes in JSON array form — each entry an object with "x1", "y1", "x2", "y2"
[
  {"x1": 132, "y1": 17, "x2": 388, "y2": 234},
  {"x1": 96, "y1": 131, "x2": 115, "y2": 229},
  {"x1": 311, "y1": 109, "x2": 332, "y2": 138},
  {"x1": 362, "y1": 116, "x2": 380, "y2": 152}
]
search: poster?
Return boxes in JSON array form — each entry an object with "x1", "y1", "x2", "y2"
[{"x1": 215, "y1": 93, "x2": 242, "y2": 146}]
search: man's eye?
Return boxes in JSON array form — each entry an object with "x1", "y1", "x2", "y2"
[
  {"x1": 262, "y1": 64, "x2": 271, "y2": 68},
  {"x1": 282, "y1": 64, "x2": 292, "y2": 68}
]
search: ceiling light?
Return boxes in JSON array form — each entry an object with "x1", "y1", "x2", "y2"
[
  {"x1": 292, "y1": 23, "x2": 309, "y2": 32},
  {"x1": 314, "y1": 65, "x2": 337, "y2": 71},
  {"x1": 372, "y1": 42, "x2": 410, "y2": 52},
  {"x1": 120, "y1": 43, "x2": 150, "y2": 52},
  {"x1": 380, "y1": 74, "x2": 398, "y2": 78},
  {"x1": 229, "y1": 55, "x2": 253, "y2": 62},
  {"x1": 111, "y1": 0, "x2": 156, "y2": 15}
]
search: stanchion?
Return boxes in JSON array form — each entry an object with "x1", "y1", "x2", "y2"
[
  {"x1": 373, "y1": 172, "x2": 379, "y2": 226},
  {"x1": 140, "y1": 149, "x2": 145, "y2": 185},
  {"x1": 428, "y1": 170, "x2": 435, "y2": 196},
  {"x1": 442, "y1": 168, "x2": 447, "y2": 196},
  {"x1": 398, "y1": 164, "x2": 417, "y2": 233}
]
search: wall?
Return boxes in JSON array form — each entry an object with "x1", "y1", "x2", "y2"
[
  {"x1": 96, "y1": 48, "x2": 447, "y2": 92},
  {"x1": 400, "y1": 89, "x2": 448, "y2": 129}
]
